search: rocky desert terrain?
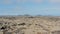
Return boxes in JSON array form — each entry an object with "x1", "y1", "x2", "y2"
[{"x1": 0, "y1": 16, "x2": 60, "y2": 34}]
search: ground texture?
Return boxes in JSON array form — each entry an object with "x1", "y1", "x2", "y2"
[{"x1": 0, "y1": 16, "x2": 60, "y2": 34}]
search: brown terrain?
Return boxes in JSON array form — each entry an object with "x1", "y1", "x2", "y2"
[{"x1": 0, "y1": 16, "x2": 60, "y2": 34}]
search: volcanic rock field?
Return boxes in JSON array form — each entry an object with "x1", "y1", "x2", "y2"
[{"x1": 0, "y1": 16, "x2": 60, "y2": 34}]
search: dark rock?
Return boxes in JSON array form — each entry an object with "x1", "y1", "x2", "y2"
[
  {"x1": 1, "y1": 27, "x2": 6, "y2": 30},
  {"x1": 52, "y1": 31, "x2": 60, "y2": 34}
]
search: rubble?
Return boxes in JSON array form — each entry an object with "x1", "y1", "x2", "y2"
[{"x1": 0, "y1": 16, "x2": 60, "y2": 34}]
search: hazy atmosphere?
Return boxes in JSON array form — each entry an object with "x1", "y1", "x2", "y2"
[
  {"x1": 0, "y1": 0, "x2": 60, "y2": 34},
  {"x1": 0, "y1": 0, "x2": 60, "y2": 16}
]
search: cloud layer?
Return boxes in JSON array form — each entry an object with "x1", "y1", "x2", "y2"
[
  {"x1": 0, "y1": 0, "x2": 60, "y2": 4},
  {"x1": 49, "y1": 0, "x2": 60, "y2": 3},
  {"x1": 0, "y1": 0, "x2": 43, "y2": 4},
  {"x1": 3, "y1": 0, "x2": 12, "y2": 4}
]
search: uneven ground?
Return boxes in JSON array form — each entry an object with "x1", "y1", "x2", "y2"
[{"x1": 0, "y1": 16, "x2": 60, "y2": 34}]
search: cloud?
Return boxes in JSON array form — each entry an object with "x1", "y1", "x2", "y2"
[
  {"x1": 1, "y1": 0, "x2": 60, "y2": 4},
  {"x1": 0, "y1": 0, "x2": 43, "y2": 4},
  {"x1": 49, "y1": 0, "x2": 60, "y2": 3},
  {"x1": 32, "y1": 0, "x2": 43, "y2": 3},
  {"x1": 16, "y1": 0, "x2": 28, "y2": 3},
  {"x1": 1, "y1": 0, "x2": 13, "y2": 4},
  {"x1": 16, "y1": 0, "x2": 43, "y2": 4}
]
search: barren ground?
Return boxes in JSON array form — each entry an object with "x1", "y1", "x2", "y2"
[{"x1": 0, "y1": 16, "x2": 60, "y2": 34}]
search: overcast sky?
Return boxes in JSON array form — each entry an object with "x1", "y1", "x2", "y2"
[{"x1": 0, "y1": 0, "x2": 60, "y2": 16}]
